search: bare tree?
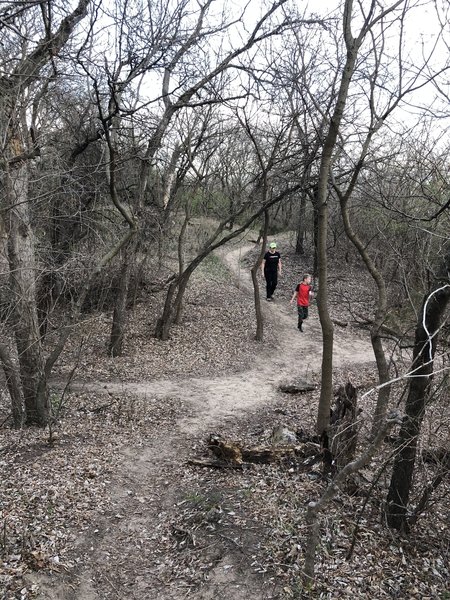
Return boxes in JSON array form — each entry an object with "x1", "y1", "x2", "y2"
[
  {"x1": 386, "y1": 249, "x2": 450, "y2": 531},
  {"x1": 311, "y1": 0, "x2": 448, "y2": 435},
  {"x1": 0, "y1": 0, "x2": 91, "y2": 426},
  {"x1": 75, "y1": 0, "x2": 299, "y2": 353}
]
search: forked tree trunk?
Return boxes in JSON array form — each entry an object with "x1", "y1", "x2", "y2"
[
  {"x1": 386, "y1": 263, "x2": 450, "y2": 532},
  {"x1": 155, "y1": 280, "x2": 178, "y2": 341}
]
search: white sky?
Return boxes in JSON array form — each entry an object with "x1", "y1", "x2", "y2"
[{"x1": 75, "y1": 0, "x2": 450, "y2": 144}]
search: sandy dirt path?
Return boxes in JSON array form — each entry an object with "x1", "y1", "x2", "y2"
[
  {"x1": 68, "y1": 244, "x2": 374, "y2": 436},
  {"x1": 35, "y1": 244, "x2": 376, "y2": 600}
]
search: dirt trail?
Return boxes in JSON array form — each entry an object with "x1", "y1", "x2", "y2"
[
  {"x1": 35, "y1": 244, "x2": 376, "y2": 600},
  {"x1": 69, "y1": 243, "x2": 374, "y2": 436}
]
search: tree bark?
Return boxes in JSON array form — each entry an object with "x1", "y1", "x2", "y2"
[
  {"x1": 330, "y1": 381, "x2": 359, "y2": 470},
  {"x1": 338, "y1": 193, "x2": 391, "y2": 436},
  {"x1": 109, "y1": 244, "x2": 134, "y2": 357},
  {"x1": 295, "y1": 192, "x2": 307, "y2": 255},
  {"x1": 386, "y1": 257, "x2": 450, "y2": 531},
  {"x1": 315, "y1": 0, "x2": 364, "y2": 435},
  {"x1": 252, "y1": 209, "x2": 269, "y2": 341},
  {"x1": 0, "y1": 342, "x2": 24, "y2": 428},
  {"x1": 6, "y1": 164, "x2": 48, "y2": 425}
]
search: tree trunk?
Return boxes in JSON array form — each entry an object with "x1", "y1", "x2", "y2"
[
  {"x1": 370, "y1": 329, "x2": 391, "y2": 436},
  {"x1": 330, "y1": 381, "x2": 359, "y2": 470},
  {"x1": 0, "y1": 342, "x2": 24, "y2": 428},
  {"x1": 252, "y1": 210, "x2": 269, "y2": 341},
  {"x1": 338, "y1": 193, "x2": 391, "y2": 435},
  {"x1": 386, "y1": 263, "x2": 450, "y2": 531},
  {"x1": 6, "y1": 164, "x2": 49, "y2": 426},
  {"x1": 174, "y1": 206, "x2": 190, "y2": 325},
  {"x1": 315, "y1": 195, "x2": 334, "y2": 435},
  {"x1": 315, "y1": 2, "x2": 362, "y2": 435},
  {"x1": 109, "y1": 245, "x2": 134, "y2": 357},
  {"x1": 312, "y1": 194, "x2": 319, "y2": 277},
  {"x1": 295, "y1": 192, "x2": 307, "y2": 255}
]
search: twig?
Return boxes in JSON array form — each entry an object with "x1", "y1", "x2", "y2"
[
  {"x1": 0, "y1": 413, "x2": 12, "y2": 428},
  {"x1": 346, "y1": 451, "x2": 396, "y2": 560}
]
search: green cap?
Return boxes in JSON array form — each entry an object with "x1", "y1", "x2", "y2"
[{"x1": 269, "y1": 242, "x2": 277, "y2": 248}]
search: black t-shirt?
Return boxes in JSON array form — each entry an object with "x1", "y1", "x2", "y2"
[{"x1": 263, "y1": 251, "x2": 281, "y2": 272}]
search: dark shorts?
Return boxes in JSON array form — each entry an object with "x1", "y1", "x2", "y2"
[{"x1": 297, "y1": 305, "x2": 308, "y2": 320}]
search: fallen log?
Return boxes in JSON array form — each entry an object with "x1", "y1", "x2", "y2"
[
  {"x1": 354, "y1": 312, "x2": 402, "y2": 338},
  {"x1": 332, "y1": 318, "x2": 348, "y2": 327},
  {"x1": 188, "y1": 433, "x2": 322, "y2": 468},
  {"x1": 187, "y1": 458, "x2": 242, "y2": 469},
  {"x1": 279, "y1": 381, "x2": 316, "y2": 394}
]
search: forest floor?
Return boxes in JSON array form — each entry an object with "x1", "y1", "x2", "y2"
[{"x1": 1, "y1": 232, "x2": 449, "y2": 599}]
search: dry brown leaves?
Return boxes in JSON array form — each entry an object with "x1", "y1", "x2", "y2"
[{"x1": 1, "y1": 238, "x2": 449, "y2": 599}]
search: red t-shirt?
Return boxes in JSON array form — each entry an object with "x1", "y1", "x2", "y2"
[{"x1": 296, "y1": 283, "x2": 311, "y2": 306}]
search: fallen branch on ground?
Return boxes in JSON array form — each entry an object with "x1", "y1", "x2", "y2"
[
  {"x1": 354, "y1": 312, "x2": 402, "y2": 338},
  {"x1": 189, "y1": 433, "x2": 322, "y2": 468},
  {"x1": 331, "y1": 318, "x2": 348, "y2": 327}
]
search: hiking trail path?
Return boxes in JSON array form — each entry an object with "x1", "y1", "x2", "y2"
[{"x1": 35, "y1": 243, "x2": 376, "y2": 600}]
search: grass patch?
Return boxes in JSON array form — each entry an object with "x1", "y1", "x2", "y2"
[{"x1": 198, "y1": 253, "x2": 232, "y2": 282}]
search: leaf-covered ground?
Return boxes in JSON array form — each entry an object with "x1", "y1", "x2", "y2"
[{"x1": 1, "y1": 235, "x2": 449, "y2": 599}]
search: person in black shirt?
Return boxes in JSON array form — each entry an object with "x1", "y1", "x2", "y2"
[{"x1": 261, "y1": 242, "x2": 282, "y2": 301}]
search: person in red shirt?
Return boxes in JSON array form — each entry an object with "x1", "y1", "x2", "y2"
[{"x1": 290, "y1": 274, "x2": 313, "y2": 332}]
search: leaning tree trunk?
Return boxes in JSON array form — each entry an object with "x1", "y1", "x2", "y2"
[
  {"x1": 338, "y1": 193, "x2": 391, "y2": 436},
  {"x1": 6, "y1": 164, "x2": 49, "y2": 425},
  {"x1": 386, "y1": 266, "x2": 450, "y2": 532}
]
